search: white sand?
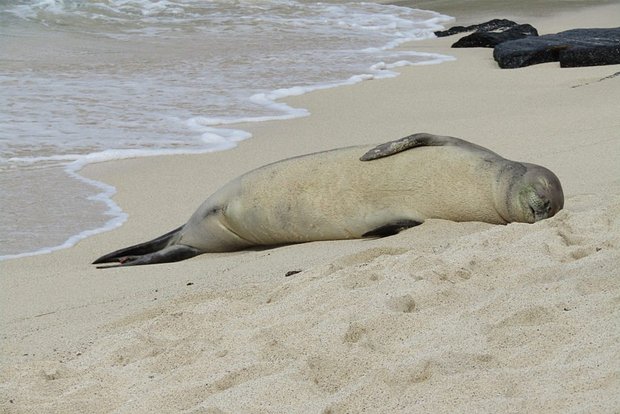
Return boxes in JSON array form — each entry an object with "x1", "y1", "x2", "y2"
[{"x1": 1, "y1": 4, "x2": 619, "y2": 413}]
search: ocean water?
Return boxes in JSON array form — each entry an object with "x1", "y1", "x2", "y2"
[{"x1": 0, "y1": 0, "x2": 453, "y2": 259}]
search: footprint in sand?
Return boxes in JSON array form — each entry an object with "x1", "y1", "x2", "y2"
[{"x1": 385, "y1": 294, "x2": 417, "y2": 313}]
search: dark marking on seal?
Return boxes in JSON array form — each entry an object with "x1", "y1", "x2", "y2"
[{"x1": 205, "y1": 206, "x2": 224, "y2": 217}]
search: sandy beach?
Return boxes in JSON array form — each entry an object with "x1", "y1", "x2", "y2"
[{"x1": 2, "y1": 3, "x2": 619, "y2": 413}]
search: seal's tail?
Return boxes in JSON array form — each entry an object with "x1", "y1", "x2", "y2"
[{"x1": 92, "y1": 226, "x2": 200, "y2": 268}]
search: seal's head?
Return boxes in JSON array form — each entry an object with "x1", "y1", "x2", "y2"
[{"x1": 515, "y1": 163, "x2": 564, "y2": 223}]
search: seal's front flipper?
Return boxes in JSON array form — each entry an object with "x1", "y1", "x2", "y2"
[
  {"x1": 362, "y1": 219, "x2": 421, "y2": 238},
  {"x1": 95, "y1": 245, "x2": 201, "y2": 268},
  {"x1": 360, "y1": 133, "x2": 490, "y2": 161}
]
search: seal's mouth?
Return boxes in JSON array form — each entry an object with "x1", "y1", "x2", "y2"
[
  {"x1": 531, "y1": 199, "x2": 552, "y2": 222},
  {"x1": 533, "y1": 208, "x2": 547, "y2": 222}
]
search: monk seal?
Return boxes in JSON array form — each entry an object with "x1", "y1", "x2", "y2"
[{"x1": 93, "y1": 133, "x2": 564, "y2": 267}]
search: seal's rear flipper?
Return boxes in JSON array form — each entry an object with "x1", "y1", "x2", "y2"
[
  {"x1": 92, "y1": 225, "x2": 194, "y2": 267},
  {"x1": 362, "y1": 219, "x2": 421, "y2": 238},
  {"x1": 95, "y1": 245, "x2": 201, "y2": 268}
]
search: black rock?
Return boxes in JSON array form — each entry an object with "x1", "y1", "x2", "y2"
[
  {"x1": 494, "y1": 27, "x2": 620, "y2": 68},
  {"x1": 452, "y1": 24, "x2": 539, "y2": 48},
  {"x1": 434, "y1": 19, "x2": 517, "y2": 37},
  {"x1": 560, "y1": 44, "x2": 620, "y2": 67}
]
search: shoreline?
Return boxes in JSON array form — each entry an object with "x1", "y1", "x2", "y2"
[
  {"x1": 2, "y1": 3, "x2": 619, "y2": 412},
  {"x1": 0, "y1": 50, "x2": 455, "y2": 262}
]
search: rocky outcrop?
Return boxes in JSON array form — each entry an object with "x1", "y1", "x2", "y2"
[
  {"x1": 434, "y1": 19, "x2": 518, "y2": 38},
  {"x1": 493, "y1": 28, "x2": 620, "y2": 68},
  {"x1": 437, "y1": 19, "x2": 620, "y2": 69},
  {"x1": 452, "y1": 24, "x2": 538, "y2": 48}
]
